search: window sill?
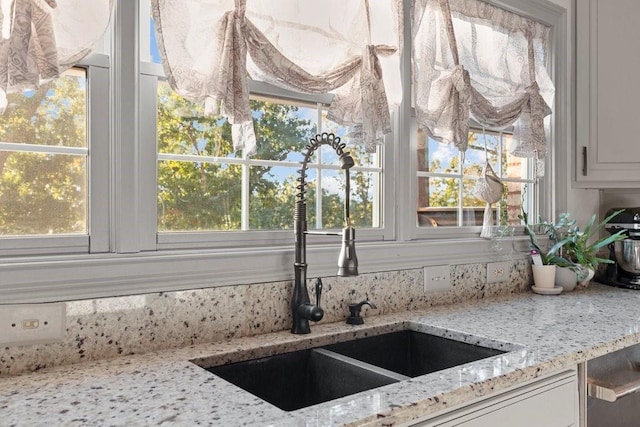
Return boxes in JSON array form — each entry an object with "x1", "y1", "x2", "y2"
[{"x1": 0, "y1": 238, "x2": 529, "y2": 304}]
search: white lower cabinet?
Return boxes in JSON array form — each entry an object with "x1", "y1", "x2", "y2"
[{"x1": 404, "y1": 369, "x2": 578, "y2": 427}]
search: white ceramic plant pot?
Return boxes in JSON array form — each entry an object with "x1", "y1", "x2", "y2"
[
  {"x1": 555, "y1": 267, "x2": 577, "y2": 292},
  {"x1": 532, "y1": 265, "x2": 557, "y2": 289}
]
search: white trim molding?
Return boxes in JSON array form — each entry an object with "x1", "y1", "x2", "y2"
[{"x1": 0, "y1": 239, "x2": 529, "y2": 304}]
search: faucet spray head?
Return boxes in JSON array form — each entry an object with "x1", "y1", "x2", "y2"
[
  {"x1": 337, "y1": 150, "x2": 356, "y2": 277},
  {"x1": 337, "y1": 226, "x2": 358, "y2": 277},
  {"x1": 339, "y1": 152, "x2": 355, "y2": 170}
]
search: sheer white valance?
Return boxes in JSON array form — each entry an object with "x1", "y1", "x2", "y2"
[
  {"x1": 0, "y1": 0, "x2": 113, "y2": 112},
  {"x1": 151, "y1": 0, "x2": 402, "y2": 155},
  {"x1": 412, "y1": 0, "x2": 554, "y2": 161}
]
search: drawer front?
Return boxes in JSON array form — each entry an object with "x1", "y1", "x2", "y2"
[{"x1": 411, "y1": 370, "x2": 577, "y2": 427}]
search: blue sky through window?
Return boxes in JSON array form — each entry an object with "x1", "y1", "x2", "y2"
[{"x1": 150, "y1": 19, "x2": 161, "y2": 64}]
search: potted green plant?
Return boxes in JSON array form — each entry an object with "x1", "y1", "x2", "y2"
[
  {"x1": 520, "y1": 207, "x2": 574, "y2": 267},
  {"x1": 535, "y1": 213, "x2": 586, "y2": 291},
  {"x1": 521, "y1": 215, "x2": 573, "y2": 291},
  {"x1": 562, "y1": 209, "x2": 626, "y2": 287},
  {"x1": 521, "y1": 208, "x2": 627, "y2": 290}
]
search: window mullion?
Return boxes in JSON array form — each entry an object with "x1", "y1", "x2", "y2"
[
  {"x1": 88, "y1": 64, "x2": 111, "y2": 253},
  {"x1": 497, "y1": 131, "x2": 504, "y2": 224},
  {"x1": 111, "y1": 0, "x2": 141, "y2": 254},
  {"x1": 138, "y1": 73, "x2": 159, "y2": 250},
  {"x1": 373, "y1": 158, "x2": 381, "y2": 228},
  {"x1": 242, "y1": 155, "x2": 250, "y2": 230},
  {"x1": 316, "y1": 103, "x2": 323, "y2": 229},
  {"x1": 397, "y1": 0, "x2": 414, "y2": 241},
  {"x1": 458, "y1": 151, "x2": 464, "y2": 227}
]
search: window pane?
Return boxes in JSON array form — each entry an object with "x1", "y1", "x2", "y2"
[
  {"x1": 503, "y1": 134, "x2": 530, "y2": 179},
  {"x1": 335, "y1": 141, "x2": 379, "y2": 169},
  {"x1": 249, "y1": 166, "x2": 307, "y2": 230},
  {"x1": 318, "y1": 127, "x2": 379, "y2": 169},
  {"x1": 149, "y1": 14, "x2": 162, "y2": 64},
  {"x1": 464, "y1": 130, "x2": 499, "y2": 176},
  {"x1": 503, "y1": 181, "x2": 528, "y2": 226},
  {"x1": 320, "y1": 169, "x2": 346, "y2": 229},
  {"x1": 416, "y1": 121, "x2": 537, "y2": 230},
  {"x1": 158, "y1": 161, "x2": 241, "y2": 231},
  {"x1": 157, "y1": 81, "x2": 235, "y2": 158},
  {"x1": 351, "y1": 146, "x2": 379, "y2": 168},
  {"x1": 417, "y1": 176, "x2": 459, "y2": 227},
  {"x1": 0, "y1": 69, "x2": 87, "y2": 148},
  {"x1": 0, "y1": 153, "x2": 86, "y2": 235},
  {"x1": 251, "y1": 97, "x2": 316, "y2": 162},
  {"x1": 0, "y1": 70, "x2": 88, "y2": 236},
  {"x1": 349, "y1": 171, "x2": 378, "y2": 228},
  {"x1": 417, "y1": 130, "x2": 461, "y2": 174},
  {"x1": 157, "y1": 84, "x2": 383, "y2": 234},
  {"x1": 156, "y1": 88, "x2": 318, "y2": 232},
  {"x1": 462, "y1": 177, "x2": 486, "y2": 226}
]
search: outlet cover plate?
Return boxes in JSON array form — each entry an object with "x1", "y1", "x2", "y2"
[
  {"x1": 424, "y1": 265, "x2": 451, "y2": 292},
  {"x1": 487, "y1": 261, "x2": 510, "y2": 284},
  {"x1": 0, "y1": 303, "x2": 66, "y2": 347}
]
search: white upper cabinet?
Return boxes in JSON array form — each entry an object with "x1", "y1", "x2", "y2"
[{"x1": 576, "y1": 0, "x2": 640, "y2": 187}]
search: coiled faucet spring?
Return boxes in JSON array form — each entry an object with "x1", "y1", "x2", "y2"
[{"x1": 295, "y1": 132, "x2": 354, "y2": 223}]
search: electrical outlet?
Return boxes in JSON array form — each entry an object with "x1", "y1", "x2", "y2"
[
  {"x1": 487, "y1": 261, "x2": 510, "y2": 284},
  {"x1": 0, "y1": 303, "x2": 66, "y2": 347},
  {"x1": 424, "y1": 265, "x2": 451, "y2": 292}
]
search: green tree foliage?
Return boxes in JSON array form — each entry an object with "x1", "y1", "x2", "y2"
[
  {"x1": 157, "y1": 82, "x2": 241, "y2": 231},
  {"x1": 427, "y1": 156, "x2": 484, "y2": 207},
  {"x1": 0, "y1": 77, "x2": 378, "y2": 237},
  {"x1": 0, "y1": 75, "x2": 87, "y2": 235},
  {"x1": 427, "y1": 131, "x2": 502, "y2": 209},
  {"x1": 349, "y1": 170, "x2": 374, "y2": 228},
  {"x1": 157, "y1": 82, "x2": 378, "y2": 232},
  {"x1": 157, "y1": 82, "x2": 325, "y2": 231}
]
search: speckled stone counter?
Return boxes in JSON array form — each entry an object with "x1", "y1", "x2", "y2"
[
  {"x1": 2, "y1": 283, "x2": 640, "y2": 426},
  {"x1": 0, "y1": 262, "x2": 534, "y2": 377}
]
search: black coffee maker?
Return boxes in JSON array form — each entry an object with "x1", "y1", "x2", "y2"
[{"x1": 600, "y1": 208, "x2": 640, "y2": 289}]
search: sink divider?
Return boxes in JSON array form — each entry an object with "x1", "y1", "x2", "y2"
[{"x1": 312, "y1": 348, "x2": 410, "y2": 382}]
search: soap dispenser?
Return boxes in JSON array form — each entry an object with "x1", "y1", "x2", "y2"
[{"x1": 346, "y1": 300, "x2": 377, "y2": 325}]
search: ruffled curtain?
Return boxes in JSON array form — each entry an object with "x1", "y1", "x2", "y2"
[
  {"x1": 412, "y1": 0, "x2": 554, "y2": 163},
  {"x1": 150, "y1": 0, "x2": 402, "y2": 155},
  {"x1": 0, "y1": 0, "x2": 113, "y2": 112}
]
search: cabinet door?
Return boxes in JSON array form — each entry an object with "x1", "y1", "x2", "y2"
[
  {"x1": 575, "y1": 0, "x2": 640, "y2": 187},
  {"x1": 410, "y1": 370, "x2": 578, "y2": 427}
]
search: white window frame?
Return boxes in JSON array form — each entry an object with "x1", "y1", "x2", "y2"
[
  {"x1": 141, "y1": 0, "x2": 392, "y2": 250},
  {"x1": 151, "y1": 85, "x2": 390, "y2": 250},
  {"x1": 0, "y1": 0, "x2": 569, "y2": 303},
  {"x1": 0, "y1": 57, "x2": 110, "y2": 257},
  {"x1": 412, "y1": 122, "x2": 539, "y2": 238}
]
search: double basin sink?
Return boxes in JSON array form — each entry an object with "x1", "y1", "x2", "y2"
[{"x1": 195, "y1": 329, "x2": 506, "y2": 411}]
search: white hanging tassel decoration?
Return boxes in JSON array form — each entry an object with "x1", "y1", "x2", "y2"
[
  {"x1": 476, "y1": 161, "x2": 503, "y2": 238},
  {"x1": 473, "y1": 129, "x2": 504, "y2": 239},
  {"x1": 481, "y1": 202, "x2": 492, "y2": 238}
]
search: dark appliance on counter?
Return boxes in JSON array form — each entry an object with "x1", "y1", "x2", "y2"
[{"x1": 599, "y1": 207, "x2": 640, "y2": 289}]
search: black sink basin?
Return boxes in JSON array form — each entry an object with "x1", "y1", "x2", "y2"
[
  {"x1": 323, "y1": 329, "x2": 505, "y2": 377},
  {"x1": 201, "y1": 329, "x2": 506, "y2": 411},
  {"x1": 207, "y1": 347, "x2": 406, "y2": 411}
]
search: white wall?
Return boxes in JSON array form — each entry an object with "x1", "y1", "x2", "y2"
[{"x1": 601, "y1": 189, "x2": 640, "y2": 216}]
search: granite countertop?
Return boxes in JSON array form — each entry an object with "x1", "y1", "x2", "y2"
[{"x1": 2, "y1": 283, "x2": 640, "y2": 426}]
